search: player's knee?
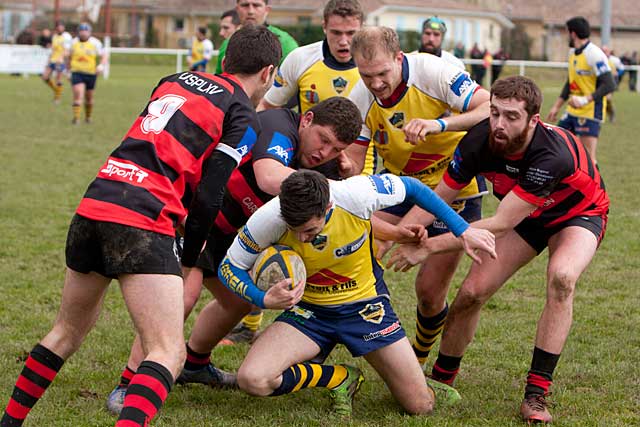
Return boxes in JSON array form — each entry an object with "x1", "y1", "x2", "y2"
[
  {"x1": 548, "y1": 270, "x2": 577, "y2": 302},
  {"x1": 237, "y1": 365, "x2": 272, "y2": 396},
  {"x1": 454, "y1": 285, "x2": 489, "y2": 312},
  {"x1": 400, "y1": 392, "x2": 434, "y2": 415}
]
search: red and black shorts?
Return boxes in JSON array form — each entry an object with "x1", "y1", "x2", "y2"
[
  {"x1": 514, "y1": 214, "x2": 608, "y2": 254},
  {"x1": 65, "y1": 214, "x2": 182, "y2": 278}
]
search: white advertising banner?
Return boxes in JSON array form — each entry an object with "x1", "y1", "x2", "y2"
[{"x1": 0, "y1": 44, "x2": 50, "y2": 74}]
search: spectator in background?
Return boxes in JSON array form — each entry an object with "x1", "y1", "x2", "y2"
[
  {"x1": 38, "y1": 28, "x2": 52, "y2": 48},
  {"x1": 628, "y1": 51, "x2": 638, "y2": 91},
  {"x1": 470, "y1": 43, "x2": 485, "y2": 85},
  {"x1": 187, "y1": 26, "x2": 214, "y2": 72},
  {"x1": 418, "y1": 16, "x2": 464, "y2": 70},
  {"x1": 453, "y1": 42, "x2": 465, "y2": 59},
  {"x1": 219, "y1": 9, "x2": 241, "y2": 40},
  {"x1": 491, "y1": 47, "x2": 508, "y2": 85}
]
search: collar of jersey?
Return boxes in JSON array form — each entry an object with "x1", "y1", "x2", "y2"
[
  {"x1": 419, "y1": 46, "x2": 442, "y2": 57},
  {"x1": 322, "y1": 39, "x2": 356, "y2": 71},
  {"x1": 573, "y1": 40, "x2": 590, "y2": 56},
  {"x1": 378, "y1": 54, "x2": 409, "y2": 108}
]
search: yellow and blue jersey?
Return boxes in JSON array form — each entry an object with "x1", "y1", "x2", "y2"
[
  {"x1": 567, "y1": 42, "x2": 611, "y2": 121},
  {"x1": 70, "y1": 37, "x2": 103, "y2": 74},
  {"x1": 349, "y1": 53, "x2": 485, "y2": 200},
  {"x1": 219, "y1": 174, "x2": 469, "y2": 308},
  {"x1": 264, "y1": 40, "x2": 376, "y2": 174},
  {"x1": 50, "y1": 32, "x2": 71, "y2": 63},
  {"x1": 189, "y1": 37, "x2": 214, "y2": 66}
]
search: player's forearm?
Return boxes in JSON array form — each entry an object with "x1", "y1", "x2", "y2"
[
  {"x1": 592, "y1": 72, "x2": 616, "y2": 101},
  {"x1": 442, "y1": 99, "x2": 490, "y2": 132},
  {"x1": 218, "y1": 257, "x2": 266, "y2": 308}
]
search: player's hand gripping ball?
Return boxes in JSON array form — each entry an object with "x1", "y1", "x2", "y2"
[{"x1": 250, "y1": 245, "x2": 306, "y2": 290}]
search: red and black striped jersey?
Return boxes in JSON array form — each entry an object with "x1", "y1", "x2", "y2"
[
  {"x1": 444, "y1": 119, "x2": 609, "y2": 226},
  {"x1": 76, "y1": 71, "x2": 259, "y2": 236}
]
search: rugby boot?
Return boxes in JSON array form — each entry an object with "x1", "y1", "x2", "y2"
[
  {"x1": 176, "y1": 363, "x2": 238, "y2": 389},
  {"x1": 520, "y1": 393, "x2": 552, "y2": 424},
  {"x1": 105, "y1": 385, "x2": 127, "y2": 415},
  {"x1": 219, "y1": 323, "x2": 259, "y2": 346},
  {"x1": 426, "y1": 377, "x2": 462, "y2": 406},
  {"x1": 329, "y1": 365, "x2": 364, "y2": 417}
]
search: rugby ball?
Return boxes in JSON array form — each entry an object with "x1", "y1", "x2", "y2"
[{"x1": 250, "y1": 245, "x2": 306, "y2": 291}]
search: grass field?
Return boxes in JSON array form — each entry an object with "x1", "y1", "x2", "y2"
[{"x1": 0, "y1": 64, "x2": 639, "y2": 426}]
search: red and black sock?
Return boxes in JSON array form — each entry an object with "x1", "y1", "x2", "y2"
[
  {"x1": 115, "y1": 360, "x2": 172, "y2": 427},
  {"x1": 184, "y1": 343, "x2": 211, "y2": 371},
  {"x1": 119, "y1": 366, "x2": 136, "y2": 388},
  {"x1": 431, "y1": 352, "x2": 462, "y2": 386},
  {"x1": 1, "y1": 344, "x2": 64, "y2": 427},
  {"x1": 524, "y1": 347, "x2": 560, "y2": 398}
]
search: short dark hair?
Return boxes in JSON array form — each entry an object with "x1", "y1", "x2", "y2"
[
  {"x1": 280, "y1": 170, "x2": 331, "y2": 227},
  {"x1": 323, "y1": 0, "x2": 364, "y2": 23},
  {"x1": 224, "y1": 25, "x2": 282, "y2": 75},
  {"x1": 221, "y1": 9, "x2": 240, "y2": 26},
  {"x1": 566, "y1": 16, "x2": 590, "y2": 39},
  {"x1": 308, "y1": 97, "x2": 362, "y2": 144},
  {"x1": 490, "y1": 76, "x2": 542, "y2": 119},
  {"x1": 197, "y1": 26, "x2": 208, "y2": 36},
  {"x1": 237, "y1": 0, "x2": 269, "y2": 4}
]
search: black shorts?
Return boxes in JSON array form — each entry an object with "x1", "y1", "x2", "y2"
[
  {"x1": 514, "y1": 214, "x2": 607, "y2": 254},
  {"x1": 71, "y1": 72, "x2": 97, "y2": 90},
  {"x1": 195, "y1": 225, "x2": 236, "y2": 278},
  {"x1": 65, "y1": 214, "x2": 182, "y2": 278}
]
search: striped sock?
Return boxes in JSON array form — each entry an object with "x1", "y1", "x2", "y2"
[
  {"x1": 524, "y1": 347, "x2": 560, "y2": 398},
  {"x1": 54, "y1": 83, "x2": 63, "y2": 101},
  {"x1": 1, "y1": 344, "x2": 64, "y2": 426},
  {"x1": 413, "y1": 304, "x2": 448, "y2": 365},
  {"x1": 72, "y1": 104, "x2": 81, "y2": 122},
  {"x1": 242, "y1": 310, "x2": 263, "y2": 333},
  {"x1": 184, "y1": 343, "x2": 210, "y2": 371},
  {"x1": 271, "y1": 363, "x2": 347, "y2": 396},
  {"x1": 115, "y1": 361, "x2": 172, "y2": 427},
  {"x1": 119, "y1": 366, "x2": 136, "y2": 388},
  {"x1": 84, "y1": 104, "x2": 93, "y2": 120},
  {"x1": 431, "y1": 352, "x2": 462, "y2": 386},
  {"x1": 45, "y1": 79, "x2": 57, "y2": 92}
]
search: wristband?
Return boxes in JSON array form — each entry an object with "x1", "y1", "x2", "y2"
[{"x1": 436, "y1": 118, "x2": 448, "y2": 132}]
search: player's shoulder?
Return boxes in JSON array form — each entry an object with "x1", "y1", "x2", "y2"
[
  {"x1": 88, "y1": 36, "x2": 102, "y2": 47},
  {"x1": 268, "y1": 25, "x2": 297, "y2": 43},
  {"x1": 62, "y1": 32, "x2": 72, "y2": 40},
  {"x1": 330, "y1": 174, "x2": 405, "y2": 217},
  {"x1": 441, "y1": 50, "x2": 465, "y2": 70},
  {"x1": 281, "y1": 41, "x2": 324, "y2": 70},
  {"x1": 348, "y1": 79, "x2": 375, "y2": 112},
  {"x1": 257, "y1": 108, "x2": 299, "y2": 133},
  {"x1": 407, "y1": 53, "x2": 470, "y2": 92}
]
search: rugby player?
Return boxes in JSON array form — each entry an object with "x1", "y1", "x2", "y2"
[
  {"x1": 219, "y1": 9, "x2": 241, "y2": 40},
  {"x1": 417, "y1": 16, "x2": 465, "y2": 70},
  {"x1": 547, "y1": 16, "x2": 616, "y2": 164},
  {"x1": 187, "y1": 27, "x2": 214, "y2": 72},
  {"x1": 347, "y1": 26, "x2": 490, "y2": 368},
  {"x1": 0, "y1": 26, "x2": 281, "y2": 427},
  {"x1": 219, "y1": 170, "x2": 495, "y2": 417},
  {"x1": 42, "y1": 20, "x2": 71, "y2": 104},
  {"x1": 388, "y1": 76, "x2": 609, "y2": 424},
  {"x1": 67, "y1": 23, "x2": 107, "y2": 124},
  {"x1": 105, "y1": 97, "x2": 368, "y2": 414},
  {"x1": 216, "y1": 0, "x2": 298, "y2": 74},
  {"x1": 232, "y1": 0, "x2": 374, "y2": 345}
]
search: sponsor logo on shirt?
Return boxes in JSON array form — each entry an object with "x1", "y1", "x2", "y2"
[
  {"x1": 100, "y1": 159, "x2": 149, "y2": 183},
  {"x1": 505, "y1": 165, "x2": 519, "y2": 174},
  {"x1": 334, "y1": 232, "x2": 367, "y2": 258},
  {"x1": 238, "y1": 226, "x2": 260, "y2": 254},
  {"x1": 596, "y1": 60, "x2": 609, "y2": 75},
  {"x1": 274, "y1": 69, "x2": 287, "y2": 87},
  {"x1": 450, "y1": 72, "x2": 473, "y2": 96},
  {"x1": 311, "y1": 234, "x2": 328, "y2": 250},
  {"x1": 368, "y1": 174, "x2": 394, "y2": 195},
  {"x1": 178, "y1": 72, "x2": 225, "y2": 94},
  {"x1": 388, "y1": 112, "x2": 405, "y2": 129},
  {"x1": 268, "y1": 145, "x2": 289, "y2": 163}
]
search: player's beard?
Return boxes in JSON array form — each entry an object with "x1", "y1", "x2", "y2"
[{"x1": 489, "y1": 125, "x2": 529, "y2": 157}]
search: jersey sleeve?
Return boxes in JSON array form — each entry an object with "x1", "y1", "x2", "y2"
[
  {"x1": 330, "y1": 174, "x2": 407, "y2": 219},
  {"x1": 412, "y1": 54, "x2": 479, "y2": 112},
  {"x1": 347, "y1": 80, "x2": 375, "y2": 147},
  {"x1": 586, "y1": 44, "x2": 612, "y2": 77},
  {"x1": 92, "y1": 37, "x2": 104, "y2": 55},
  {"x1": 263, "y1": 48, "x2": 305, "y2": 107},
  {"x1": 513, "y1": 151, "x2": 571, "y2": 206},
  {"x1": 216, "y1": 100, "x2": 260, "y2": 165},
  {"x1": 203, "y1": 39, "x2": 214, "y2": 60},
  {"x1": 252, "y1": 110, "x2": 298, "y2": 166},
  {"x1": 444, "y1": 120, "x2": 487, "y2": 189},
  {"x1": 63, "y1": 33, "x2": 72, "y2": 50}
]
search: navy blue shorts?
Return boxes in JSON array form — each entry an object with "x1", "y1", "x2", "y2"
[
  {"x1": 71, "y1": 72, "x2": 97, "y2": 90},
  {"x1": 514, "y1": 214, "x2": 607, "y2": 254},
  {"x1": 48, "y1": 62, "x2": 65, "y2": 72},
  {"x1": 557, "y1": 113, "x2": 601, "y2": 137},
  {"x1": 276, "y1": 295, "x2": 406, "y2": 358},
  {"x1": 381, "y1": 196, "x2": 482, "y2": 237}
]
